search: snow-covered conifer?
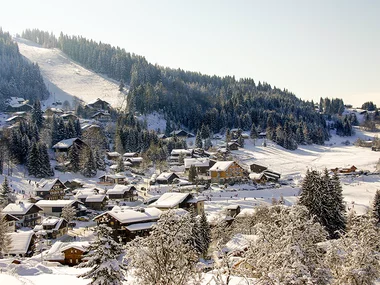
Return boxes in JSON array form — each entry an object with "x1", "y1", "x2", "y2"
[
  {"x1": 68, "y1": 142, "x2": 80, "y2": 172},
  {"x1": 115, "y1": 157, "x2": 124, "y2": 173},
  {"x1": 78, "y1": 224, "x2": 126, "y2": 285},
  {"x1": 372, "y1": 189, "x2": 380, "y2": 223},
  {"x1": 81, "y1": 148, "x2": 97, "y2": 177},
  {"x1": 126, "y1": 210, "x2": 198, "y2": 285},
  {"x1": 0, "y1": 212, "x2": 12, "y2": 258},
  {"x1": 61, "y1": 205, "x2": 76, "y2": 224},
  {"x1": 198, "y1": 210, "x2": 211, "y2": 258}
]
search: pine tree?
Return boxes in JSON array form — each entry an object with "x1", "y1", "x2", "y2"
[
  {"x1": 0, "y1": 212, "x2": 12, "y2": 258},
  {"x1": 68, "y1": 143, "x2": 80, "y2": 172},
  {"x1": 195, "y1": 131, "x2": 202, "y2": 149},
  {"x1": 188, "y1": 165, "x2": 197, "y2": 182},
  {"x1": 32, "y1": 99, "x2": 43, "y2": 128},
  {"x1": 115, "y1": 157, "x2": 125, "y2": 173},
  {"x1": 329, "y1": 171, "x2": 346, "y2": 237},
  {"x1": 94, "y1": 148, "x2": 106, "y2": 171},
  {"x1": 0, "y1": 177, "x2": 14, "y2": 206},
  {"x1": 198, "y1": 210, "x2": 211, "y2": 258},
  {"x1": 250, "y1": 123, "x2": 258, "y2": 139},
  {"x1": 74, "y1": 119, "x2": 82, "y2": 138},
  {"x1": 38, "y1": 143, "x2": 53, "y2": 177},
  {"x1": 81, "y1": 149, "x2": 97, "y2": 177},
  {"x1": 61, "y1": 205, "x2": 76, "y2": 224},
  {"x1": 27, "y1": 142, "x2": 40, "y2": 177},
  {"x1": 372, "y1": 189, "x2": 380, "y2": 224},
  {"x1": 78, "y1": 224, "x2": 126, "y2": 285}
]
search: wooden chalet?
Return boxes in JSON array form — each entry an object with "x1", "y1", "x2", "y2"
[
  {"x1": 184, "y1": 158, "x2": 214, "y2": 174},
  {"x1": 44, "y1": 241, "x2": 89, "y2": 266},
  {"x1": 123, "y1": 152, "x2": 139, "y2": 158},
  {"x1": 35, "y1": 178, "x2": 66, "y2": 200},
  {"x1": 227, "y1": 142, "x2": 240, "y2": 151},
  {"x1": 331, "y1": 165, "x2": 357, "y2": 174},
  {"x1": 34, "y1": 217, "x2": 68, "y2": 239},
  {"x1": 35, "y1": 200, "x2": 86, "y2": 217},
  {"x1": 61, "y1": 113, "x2": 78, "y2": 121},
  {"x1": 170, "y1": 130, "x2": 194, "y2": 138},
  {"x1": 250, "y1": 170, "x2": 281, "y2": 184},
  {"x1": 5, "y1": 115, "x2": 27, "y2": 125},
  {"x1": 44, "y1": 107, "x2": 64, "y2": 117},
  {"x1": 85, "y1": 195, "x2": 108, "y2": 210},
  {"x1": 94, "y1": 207, "x2": 162, "y2": 242},
  {"x1": 2, "y1": 202, "x2": 42, "y2": 228},
  {"x1": 248, "y1": 163, "x2": 268, "y2": 174},
  {"x1": 2, "y1": 213, "x2": 19, "y2": 232},
  {"x1": 107, "y1": 185, "x2": 137, "y2": 201},
  {"x1": 106, "y1": 152, "x2": 121, "y2": 161},
  {"x1": 149, "y1": 192, "x2": 206, "y2": 215},
  {"x1": 86, "y1": 98, "x2": 111, "y2": 111},
  {"x1": 209, "y1": 161, "x2": 246, "y2": 183},
  {"x1": 125, "y1": 157, "x2": 143, "y2": 167},
  {"x1": 91, "y1": 111, "x2": 111, "y2": 122},
  {"x1": 5, "y1": 231, "x2": 37, "y2": 257},
  {"x1": 52, "y1": 138, "x2": 88, "y2": 154},
  {"x1": 225, "y1": 205, "x2": 241, "y2": 218},
  {"x1": 155, "y1": 172, "x2": 179, "y2": 184},
  {"x1": 98, "y1": 174, "x2": 127, "y2": 185}
]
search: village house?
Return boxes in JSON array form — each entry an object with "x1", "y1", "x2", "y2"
[
  {"x1": 225, "y1": 205, "x2": 241, "y2": 218},
  {"x1": 331, "y1": 165, "x2": 357, "y2": 174},
  {"x1": 85, "y1": 195, "x2": 108, "y2": 211},
  {"x1": 248, "y1": 163, "x2": 268, "y2": 174},
  {"x1": 74, "y1": 188, "x2": 101, "y2": 203},
  {"x1": 169, "y1": 149, "x2": 193, "y2": 165},
  {"x1": 2, "y1": 202, "x2": 42, "y2": 228},
  {"x1": 35, "y1": 200, "x2": 86, "y2": 217},
  {"x1": 94, "y1": 207, "x2": 162, "y2": 242},
  {"x1": 5, "y1": 115, "x2": 27, "y2": 125},
  {"x1": 91, "y1": 111, "x2": 111, "y2": 122},
  {"x1": 170, "y1": 130, "x2": 194, "y2": 138},
  {"x1": 107, "y1": 185, "x2": 138, "y2": 201},
  {"x1": 86, "y1": 98, "x2": 111, "y2": 111},
  {"x1": 227, "y1": 142, "x2": 240, "y2": 151},
  {"x1": 184, "y1": 158, "x2": 214, "y2": 174},
  {"x1": 35, "y1": 178, "x2": 67, "y2": 200},
  {"x1": 44, "y1": 241, "x2": 89, "y2": 266},
  {"x1": 155, "y1": 172, "x2": 179, "y2": 184},
  {"x1": 34, "y1": 217, "x2": 68, "y2": 239},
  {"x1": 98, "y1": 174, "x2": 127, "y2": 185},
  {"x1": 125, "y1": 157, "x2": 143, "y2": 167},
  {"x1": 209, "y1": 161, "x2": 246, "y2": 183},
  {"x1": 106, "y1": 152, "x2": 121, "y2": 161},
  {"x1": 250, "y1": 170, "x2": 281, "y2": 184},
  {"x1": 4, "y1": 231, "x2": 37, "y2": 257},
  {"x1": 52, "y1": 138, "x2": 88, "y2": 154},
  {"x1": 2, "y1": 213, "x2": 19, "y2": 232},
  {"x1": 61, "y1": 113, "x2": 78, "y2": 121},
  {"x1": 148, "y1": 192, "x2": 206, "y2": 215},
  {"x1": 5, "y1": 97, "x2": 33, "y2": 113},
  {"x1": 123, "y1": 152, "x2": 138, "y2": 158},
  {"x1": 44, "y1": 107, "x2": 64, "y2": 117}
]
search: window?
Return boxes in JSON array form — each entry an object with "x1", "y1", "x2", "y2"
[
  {"x1": 76, "y1": 259, "x2": 79, "y2": 264},
  {"x1": 52, "y1": 207, "x2": 62, "y2": 213},
  {"x1": 70, "y1": 259, "x2": 73, "y2": 264},
  {"x1": 71, "y1": 250, "x2": 73, "y2": 253}
]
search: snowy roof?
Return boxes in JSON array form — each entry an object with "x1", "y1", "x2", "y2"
[
  {"x1": 3, "y1": 202, "x2": 41, "y2": 215},
  {"x1": 107, "y1": 185, "x2": 135, "y2": 195},
  {"x1": 42, "y1": 217, "x2": 61, "y2": 226},
  {"x1": 87, "y1": 98, "x2": 110, "y2": 106},
  {"x1": 106, "y1": 152, "x2": 121, "y2": 157},
  {"x1": 75, "y1": 188, "x2": 98, "y2": 199},
  {"x1": 225, "y1": 205, "x2": 240, "y2": 210},
  {"x1": 209, "y1": 161, "x2": 234, "y2": 172},
  {"x1": 91, "y1": 111, "x2": 110, "y2": 118},
  {"x1": 85, "y1": 195, "x2": 107, "y2": 202},
  {"x1": 171, "y1": 149, "x2": 192, "y2": 155},
  {"x1": 184, "y1": 158, "x2": 210, "y2": 168},
  {"x1": 156, "y1": 172, "x2": 177, "y2": 181},
  {"x1": 45, "y1": 241, "x2": 90, "y2": 261},
  {"x1": 95, "y1": 207, "x2": 161, "y2": 224},
  {"x1": 235, "y1": 208, "x2": 256, "y2": 218},
  {"x1": 7, "y1": 231, "x2": 35, "y2": 255},
  {"x1": 123, "y1": 152, "x2": 137, "y2": 157},
  {"x1": 187, "y1": 196, "x2": 207, "y2": 203},
  {"x1": 224, "y1": 234, "x2": 259, "y2": 253},
  {"x1": 6, "y1": 115, "x2": 25, "y2": 122},
  {"x1": 61, "y1": 241, "x2": 90, "y2": 252},
  {"x1": 38, "y1": 178, "x2": 62, "y2": 191},
  {"x1": 52, "y1": 138, "x2": 81, "y2": 149},
  {"x1": 149, "y1": 193, "x2": 191, "y2": 208},
  {"x1": 61, "y1": 113, "x2": 77, "y2": 119},
  {"x1": 36, "y1": 200, "x2": 76, "y2": 208},
  {"x1": 249, "y1": 173, "x2": 263, "y2": 180},
  {"x1": 99, "y1": 174, "x2": 126, "y2": 179},
  {"x1": 125, "y1": 221, "x2": 156, "y2": 232},
  {"x1": 126, "y1": 157, "x2": 143, "y2": 162}
]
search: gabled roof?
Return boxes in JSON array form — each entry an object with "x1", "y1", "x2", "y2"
[
  {"x1": 184, "y1": 158, "x2": 210, "y2": 168},
  {"x1": 6, "y1": 115, "x2": 26, "y2": 122},
  {"x1": 149, "y1": 192, "x2": 191, "y2": 208},
  {"x1": 3, "y1": 202, "x2": 42, "y2": 215},
  {"x1": 2, "y1": 213, "x2": 20, "y2": 222},
  {"x1": 123, "y1": 152, "x2": 137, "y2": 157},
  {"x1": 95, "y1": 207, "x2": 161, "y2": 224},
  {"x1": 209, "y1": 161, "x2": 235, "y2": 172},
  {"x1": 85, "y1": 195, "x2": 107, "y2": 203},
  {"x1": 91, "y1": 111, "x2": 110, "y2": 118},
  {"x1": 106, "y1": 152, "x2": 121, "y2": 157},
  {"x1": 7, "y1": 231, "x2": 35, "y2": 255},
  {"x1": 171, "y1": 149, "x2": 192, "y2": 155},
  {"x1": 156, "y1": 172, "x2": 178, "y2": 181},
  {"x1": 52, "y1": 138, "x2": 84, "y2": 149},
  {"x1": 99, "y1": 174, "x2": 126, "y2": 180},
  {"x1": 107, "y1": 185, "x2": 136, "y2": 195},
  {"x1": 38, "y1": 178, "x2": 63, "y2": 191},
  {"x1": 224, "y1": 233, "x2": 258, "y2": 253},
  {"x1": 36, "y1": 200, "x2": 77, "y2": 208}
]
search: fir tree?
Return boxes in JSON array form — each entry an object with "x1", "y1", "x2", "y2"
[
  {"x1": 115, "y1": 157, "x2": 125, "y2": 173},
  {"x1": 32, "y1": 99, "x2": 44, "y2": 128},
  {"x1": 78, "y1": 224, "x2": 126, "y2": 285},
  {"x1": 250, "y1": 123, "x2": 258, "y2": 139},
  {"x1": 81, "y1": 149, "x2": 97, "y2": 177},
  {"x1": 38, "y1": 143, "x2": 53, "y2": 177},
  {"x1": 68, "y1": 143, "x2": 80, "y2": 172},
  {"x1": 372, "y1": 189, "x2": 380, "y2": 224},
  {"x1": 27, "y1": 142, "x2": 40, "y2": 177},
  {"x1": 0, "y1": 177, "x2": 13, "y2": 206},
  {"x1": 188, "y1": 165, "x2": 197, "y2": 182},
  {"x1": 195, "y1": 131, "x2": 202, "y2": 149},
  {"x1": 0, "y1": 212, "x2": 12, "y2": 258},
  {"x1": 61, "y1": 205, "x2": 76, "y2": 224},
  {"x1": 94, "y1": 148, "x2": 106, "y2": 171},
  {"x1": 198, "y1": 210, "x2": 211, "y2": 258},
  {"x1": 74, "y1": 119, "x2": 82, "y2": 138}
]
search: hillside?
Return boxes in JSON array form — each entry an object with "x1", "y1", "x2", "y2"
[{"x1": 14, "y1": 38, "x2": 127, "y2": 109}]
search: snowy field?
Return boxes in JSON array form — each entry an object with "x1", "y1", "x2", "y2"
[{"x1": 15, "y1": 38, "x2": 127, "y2": 110}]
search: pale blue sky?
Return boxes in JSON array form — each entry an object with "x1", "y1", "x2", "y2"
[{"x1": 1, "y1": 0, "x2": 379, "y2": 106}]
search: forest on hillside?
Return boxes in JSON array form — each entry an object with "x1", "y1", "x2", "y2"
[
  {"x1": 0, "y1": 29, "x2": 49, "y2": 109},
  {"x1": 21, "y1": 29, "x2": 354, "y2": 149}
]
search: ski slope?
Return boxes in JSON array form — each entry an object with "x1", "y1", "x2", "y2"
[{"x1": 15, "y1": 38, "x2": 127, "y2": 109}]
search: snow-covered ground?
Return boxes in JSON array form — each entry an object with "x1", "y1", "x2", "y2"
[{"x1": 15, "y1": 38, "x2": 127, "y2": 110}]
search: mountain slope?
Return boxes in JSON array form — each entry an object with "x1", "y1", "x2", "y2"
[{"x1": 15, "y1": 38, "x2": 126, "y2": 109}]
